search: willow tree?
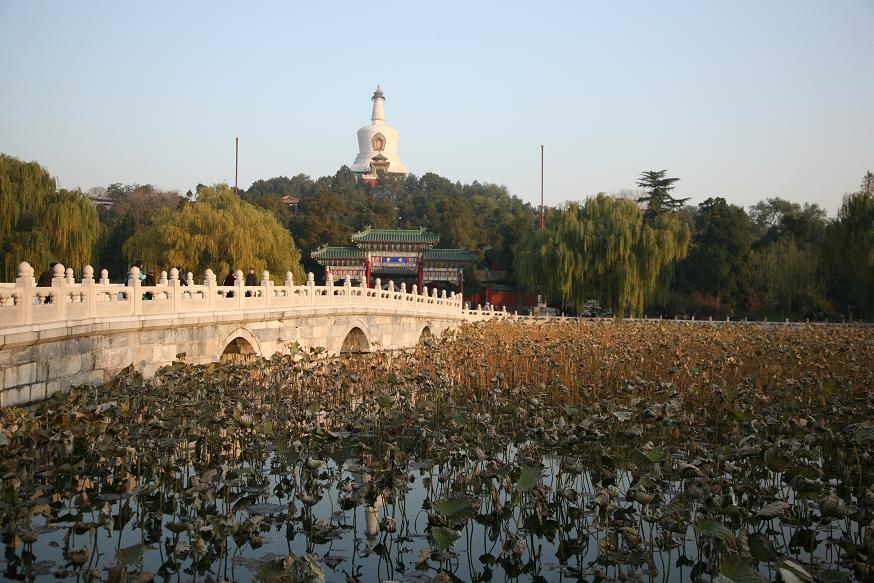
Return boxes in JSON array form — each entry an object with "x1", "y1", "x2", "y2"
[
  {"x1": 823, "y1": 176, "x2": 874, "y2": 319},
  {"x1": 0, "y1": 154, "x2": 99, "y2": 280},
  {"x1": 515, "y1": 194, "x2": 690, "y2": 316},
  {"x1": 123, "y1": 184, "x2": 305, "y2": 283}
]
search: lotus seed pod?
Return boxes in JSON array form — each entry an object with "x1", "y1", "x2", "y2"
[
  {"x1": 169, "y1": 267, "x2": 179, "y2": 281},
  {"x1": 53, "y1": 263, "x2": 65, "y2": 277}
]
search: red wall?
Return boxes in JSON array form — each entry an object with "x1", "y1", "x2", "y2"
[{"x1": 465, "y1": 288, "x2": 538, "y2": 308}]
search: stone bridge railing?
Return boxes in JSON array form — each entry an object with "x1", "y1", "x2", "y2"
[{"x1": 0, "y1": 262, "x2": 508, "y2": 330}]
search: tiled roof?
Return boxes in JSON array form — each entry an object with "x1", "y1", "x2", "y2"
[
  {"x1": 351, "y1": 227, "x2": 439, "y2": 245},
  {"x1": 422, "y1": 249, "x2": 478, "y2": 263},
  {"x1": 311, "y1": 246, "x2": 366, "y2": 260}
]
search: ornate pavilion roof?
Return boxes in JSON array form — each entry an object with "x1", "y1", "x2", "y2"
[
  {"x1": 351, "y1": 227, "x2": 439, "y2": 246},
  {"x1": 311, "y1": 246, "x2": 366, "y2": 261},
  {"x1": 312, "y1": 229, "x2": 477, "y2": 269},
  {"x1": 422, "y1": 249, "x2": 478, "y2": 262}
]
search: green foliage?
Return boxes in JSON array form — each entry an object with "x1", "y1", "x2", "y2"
[
  {"x1": 0, "y1": 154, "x2": 99, "y2": 280},
  {"x1": 122, "y1": 184, "x2": 305, "y2": 283},
  {"x1": 750, "y1": 237, "x2": 828, "y2": 315},
  {"x1": 822, "y1": 179, "x2": 874, "y2": 319},
  {"x1": 749, "y1": 197, "x2": 827, "y2": 244},
  {"x1": 93, "y1": 184, "x2": 183, "y2": 281},
  {"x1": 514, "y1": 194, "x2": 690, "y2": 315},
  {"x1": 271, "y1": 168, "x2": 534, "y2": 277},
  {"x1": 677, "y1": 197, "x2": 753, "y2": 309},
  {"x1": 636, "y1": 170, "x2": 689, "y2": 218}
]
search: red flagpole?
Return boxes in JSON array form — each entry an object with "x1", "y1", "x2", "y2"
[{"x1": 535, "y1": 145, "x2": 545, "y2": 314}]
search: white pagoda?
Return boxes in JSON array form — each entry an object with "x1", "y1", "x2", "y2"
[{"x1": 351, "y1": 85, "x2": 408, "y2": 181}]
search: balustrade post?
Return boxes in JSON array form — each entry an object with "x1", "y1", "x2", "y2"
[
  {"x1": 169, "y1": 268, "x2": 181, "y2": 313},
  {"x1": 326, "y1": 273, "x2": 334, "y2": 302},
  {"x1": 99, "y1": 269, "x2": 110, "y2": 285},
  {"x1": 127, "y1": 265, "x2": 143, "y2": 317},
  {"x1": 234, "y1": 269, "x2": 244, "y2": 310},
  {"x1": 82, "y1": 265, "x2": 96, "y2": 318},
  {"x1": 262, "y1": 271, "x2": 271, "y2": 309},
  {"x1": 186, "y1": 271, "x2": 195, "y2": 287},
  {"x1": 52, "y1": 263, "x2": 68, "y2": 320},
  {"x1": 306, "y1": 272, "x2": 315, "y2": 306},
  {"x1": 344, "y1": 277, "x2": 352, "y2": 306},
  {"x1": 204, "y1": 269, "x2": 217, "y2": 312},
  {"x1": 16, "y1": 262, "x2": 35, "y2": 325},
  {"x1": 374, "y1": 278, "x2": 381, "y2": 304}
]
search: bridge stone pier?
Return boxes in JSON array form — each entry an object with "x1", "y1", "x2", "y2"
[{"x1": 0, "y1": 262, "x2": 507, "y2": 407}]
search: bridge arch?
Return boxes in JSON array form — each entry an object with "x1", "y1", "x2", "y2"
[
  {"x1": 219, "y1": 327, "x2": 263, "y2": 363},
  {"x1": 341, "y1": 326, "x2": 370, "y2": 354},
  {"x1": 419, "y1": 325, "x2": 434, "y2": 345}
]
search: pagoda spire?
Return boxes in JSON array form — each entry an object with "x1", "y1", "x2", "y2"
[{"x1": 371, "y1": 84, "x2": 385, "y2": 123}]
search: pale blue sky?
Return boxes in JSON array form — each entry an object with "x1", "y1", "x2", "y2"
[{"x1": 1, "y1": 1, "x2": 872, "y2": 214}]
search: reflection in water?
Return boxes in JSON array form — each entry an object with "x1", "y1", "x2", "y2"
[{"x1": 1, "y1": 430, "x2": 866, "y2": 582}]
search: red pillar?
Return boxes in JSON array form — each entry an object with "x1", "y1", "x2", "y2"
[
  {"x1": 417, "y1": 260, "x2": 424, "y2": 294},
  {"x1": 365, "y1": 258, "x2": 372, "y2": 289},
  {"x1": 459, "y1": 269, "x2": 464, "y2": 298}
]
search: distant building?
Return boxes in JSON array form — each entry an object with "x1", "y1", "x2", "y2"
[
  {"x1": 351, "y1": 85, "x2": 408, "y2": 185},
  {"x1": 86, "y1": 190, "x2": 114, "y2": 208},
  {"x1": 281, "y1": 195, "x2": 299, "y2": 214},
  {"x1": 312, "y1": 227, "x2": 476, "y2": 293}
]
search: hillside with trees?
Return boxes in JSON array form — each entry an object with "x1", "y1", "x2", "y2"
[{"x1": 1, "y1": 153, "x2": 872, "y2": 320}]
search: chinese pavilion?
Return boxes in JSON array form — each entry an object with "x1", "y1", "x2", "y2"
[{"x1": 311, "y1": 228, "x2": 477, "y2": 293}]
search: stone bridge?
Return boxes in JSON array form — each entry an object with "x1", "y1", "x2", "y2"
[{"x1": 0, "y1": 262, "x2": 507, "y2": 407}]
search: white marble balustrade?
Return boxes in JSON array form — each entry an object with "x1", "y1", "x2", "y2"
[{"x1": 0, "y1": 262, "x2": 509, "y2": 330}]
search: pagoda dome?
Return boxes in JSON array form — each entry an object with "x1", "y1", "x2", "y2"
[{"x1": 351, "y1": 85, "x2": 408, "y2": 175}]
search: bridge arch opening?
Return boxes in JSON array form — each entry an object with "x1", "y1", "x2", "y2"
[
  {"x1": 221, "y1": 337, "x2": 257, "y2": 363},
  {"x1": 419, "y1": 325, "x2": 433, "y2": 345},
  {"x1": 341, "y1": 327, "x2": 370, "y2": 354}
]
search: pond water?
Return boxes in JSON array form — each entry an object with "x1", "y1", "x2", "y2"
[
  {"x1": 1, "y1": 432, "x2": 860, "y2": 582},
  {"x1": 2, "y1": 321, "x2": 873, "y2": 582}
]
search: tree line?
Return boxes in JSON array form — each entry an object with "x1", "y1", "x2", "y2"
[
  {"x1": 515, "y1": 170, "x2": 874, "y2": 321},
  {"x1": 1, "y1": 153, "x2": 872, "y2": 320}
]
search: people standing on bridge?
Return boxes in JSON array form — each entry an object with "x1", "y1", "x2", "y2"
[
  {"x1": 223, "y1": 269, "x2": 236, "y2": 298},
  {"x1": 128, "y1": 260, "x2": 146, "y2": 284},
  {"x1": 244, "y1": 267, "x2": 258, "y2": 296},
  {"x1": 142, "y1": 270, "x2": 156, "y2": 300},
  {"x1": 36, "y1": 262, "x2": 59, "y2": 304}
]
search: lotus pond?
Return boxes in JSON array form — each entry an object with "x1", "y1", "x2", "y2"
[{"x1": 2, "y1": 320, "x2": 874, "y2": 582}]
